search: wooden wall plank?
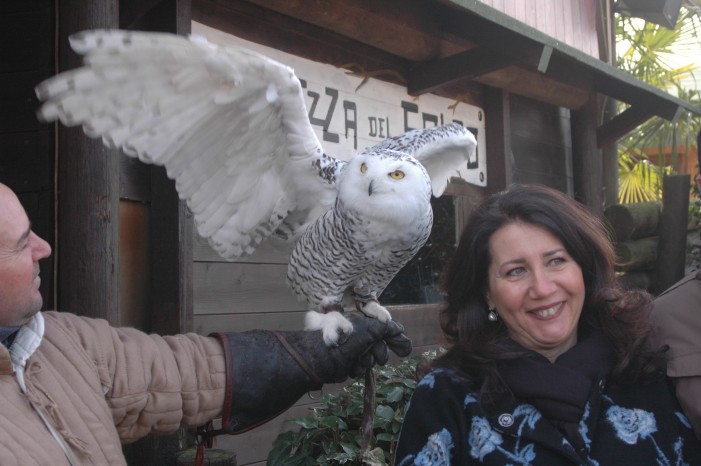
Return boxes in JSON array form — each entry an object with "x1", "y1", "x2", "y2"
[
  {"x1": 193, "y1": 232, "x2": 290, "y2": 264},
  {"x1": 194, "y1": 262, "x2": 302, "y2": 315}
]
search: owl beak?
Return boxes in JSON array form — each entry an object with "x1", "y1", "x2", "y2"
[{"x1": 368, "y1": 180, "x2": 375, "y2": 196}]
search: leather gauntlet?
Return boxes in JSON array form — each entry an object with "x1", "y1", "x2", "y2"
[{"x1": 210, "y1": 312, "x2": 411, "y2": 434}]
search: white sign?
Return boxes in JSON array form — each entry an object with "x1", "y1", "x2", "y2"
[{"x1": 192, "y1": 22, "x2": 487, "y2": 186}]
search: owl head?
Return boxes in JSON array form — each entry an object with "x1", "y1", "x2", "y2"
[{"x1": 338, "y1": 149, "x2": 432, "y2": 224}]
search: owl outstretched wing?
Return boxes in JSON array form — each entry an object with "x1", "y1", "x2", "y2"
[
  {"x1": 370, "y1": 123, "x2": 477, "y2": 197},
  {"x1": 35, "y1": 29, "x2": 340, "y2": 259}
]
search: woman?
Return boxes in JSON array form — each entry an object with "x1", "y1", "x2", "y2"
[{"x1": 395, "y1": 184, "x2": 700, "y2": 465}]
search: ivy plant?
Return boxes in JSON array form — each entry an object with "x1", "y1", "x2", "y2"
[{"x1": 267, "y1": 350, "x2": 441, "y2": 466}]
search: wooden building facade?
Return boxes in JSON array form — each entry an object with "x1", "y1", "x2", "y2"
[{"x1": 1, "y1": 1, "x2": 699, "y2": 464}]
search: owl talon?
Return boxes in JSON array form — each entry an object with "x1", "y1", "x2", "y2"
[
  {"x1": 357, "y1": 301, "x2": 392, "y2": 323},
  {"x1": 305, "y1": 310, "x2": 354, "y2": 346}
]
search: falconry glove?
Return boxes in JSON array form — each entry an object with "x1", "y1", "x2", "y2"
[{"x1": 210, "y1": 312, "x2": 412, "y2": 434}]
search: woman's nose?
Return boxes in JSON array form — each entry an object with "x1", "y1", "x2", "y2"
[{"x1": 529, "y1": 269, "x2": 557, "y2": 297}]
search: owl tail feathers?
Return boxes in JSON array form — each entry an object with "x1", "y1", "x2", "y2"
[{"x1": 206, "y1": 313, "x2": 412, "y2": 435}]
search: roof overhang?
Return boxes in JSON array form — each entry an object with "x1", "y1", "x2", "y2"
[
  {"x1": 412, "y1": 0, "x2": 700, "y2": 148},
  {"x1": 191, "y1": 0, "x2": 701, "y2": 148}
]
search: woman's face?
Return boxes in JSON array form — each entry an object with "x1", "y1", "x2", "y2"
[{"x1": 486, "y1": 222, "x2": 585, "y2": 362}]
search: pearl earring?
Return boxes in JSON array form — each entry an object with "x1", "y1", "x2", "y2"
[{"x1": 488, "y1": 309, "x2": 498, "y2": 322}]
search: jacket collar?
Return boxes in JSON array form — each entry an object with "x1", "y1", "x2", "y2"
[
  {"x1": 0, "y1": 313, "x2": 44, "y2": 375},
  {"x1": 7, "y1": 313, "x2": 44, "y2": 372}
]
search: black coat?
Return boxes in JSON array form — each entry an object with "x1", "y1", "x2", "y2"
[{"x1": 395, "y1": 368, "x2": 701, "y2": 465}]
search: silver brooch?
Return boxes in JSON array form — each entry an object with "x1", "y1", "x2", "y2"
[{"x1": 498, "y1": 413, "x2": 514, "y2": 427}]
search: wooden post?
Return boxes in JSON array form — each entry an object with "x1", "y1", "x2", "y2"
[
  {"x1": 119, "y1": 2, "x2": 197, "y2": 465},
  {"x1": 571, "y1": 94, "x2": 603, "y2": 217},
  {"x1": 653, "y1": 174, "x2": 690, "y2": 294},
  {"x1": 57, "y1": 0, "x2": 120, "y2": 323},
  {"x1": 484, "y1": 86, "x2": 511, "y2": 194},
  {"x1": 601, "y1": 95, "x2": 619, "y2": 208}
]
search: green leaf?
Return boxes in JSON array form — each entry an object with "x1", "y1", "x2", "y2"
[
  {"x1": 320, "y1": 415, "x2": 343, "y2": 429},
  {"x1": 339, "y1": 442, "x2": 358, "y2": 455},
  {"x1": 376, "y1": 432, "x2": 395, "y2": 442},
  {"x1": 363, "y1": 447, "x2": 389, "y2": 466},
  {"x1": 287, "y1": 416, "x2": 319, "y2": 429},
  {"x1": 375, "y1": 404, "x2": 395, "y2": 420},
  {"x1": 383, "y1": 386, "x2": 405, "y2": 402},
  {"x1": 266, "y1": 445, "x2": 292, "y2": 466}
]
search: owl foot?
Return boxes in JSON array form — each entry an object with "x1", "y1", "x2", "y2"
[
  {"x1": 305, "y1": 310, "x2": 354, "y2": 346},
  {"x1": 356, "y1": 300, "x2": 391, "y2": 323}
]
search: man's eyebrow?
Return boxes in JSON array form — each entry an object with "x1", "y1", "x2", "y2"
[{"x1": 16, "y1": 222, "x2": 31, "y2": 247}]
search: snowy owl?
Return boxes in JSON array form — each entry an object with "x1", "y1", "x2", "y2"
[{"x1": 35, "y1": 30, "x2": 478, "y2": 345}]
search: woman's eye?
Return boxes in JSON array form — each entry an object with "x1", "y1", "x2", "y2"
[
  {"x1": 505, "y1": 266, "x2": 525, "y2": 277},
  {"x1": 360, "y1": 162, "x2": 368, "y2": 173},
  {"x1": 549, "y1": 257, "x2": 566, "y2": 267},
  {"x1": 389, "y1": 170, "x2": 405, "y2": 180}
]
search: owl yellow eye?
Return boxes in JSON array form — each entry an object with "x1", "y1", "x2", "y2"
[
  {"x1": 360, "y1": 163, "x2": 368, "y2": 173},
  {"x1": 389, "y1": 170, "x2": 405, "y2": 180}
]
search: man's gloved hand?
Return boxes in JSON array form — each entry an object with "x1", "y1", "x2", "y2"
[
  {"x1": 342, "y1": 315, "x2": 412, "y2": 378},
  {"x1": 210, "y1": 312, "x2": 412, "y2": 434}
]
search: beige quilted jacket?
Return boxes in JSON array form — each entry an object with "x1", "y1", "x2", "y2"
[{"x1": 0, "y1": 311, "x2": 226, "y2": 465}]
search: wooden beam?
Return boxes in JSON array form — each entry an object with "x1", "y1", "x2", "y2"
[
  {"x1": 193, "y1": 0, "x2": 410, "y2": 87},
  {"x1": 236, "y1": 0, "x2": 471, "y2": 61},
  {"x1": 408, "y1": 47, "x2": 517, "y2": 96},
  {"x1": 408, "y1": 42, "x2": 558, "y2": 96},
  {"x1": 474, "y1": 66, "x2": 590, "y2": 109},
  {"x1": 537, "y1": 45, "x2": 553, "y2": 73},
  {"x1": 596, "y1": 105, "x2": 656, "y2": 148}
]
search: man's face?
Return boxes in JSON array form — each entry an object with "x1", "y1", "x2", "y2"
[{"x1": 0, "y1": 184, "x2": 52, "y2": 327}]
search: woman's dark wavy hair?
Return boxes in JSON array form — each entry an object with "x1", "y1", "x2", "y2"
[{"x1": 429, "y1": 184, "x2": 659, "y2": 404}]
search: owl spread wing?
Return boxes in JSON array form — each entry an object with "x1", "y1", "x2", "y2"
[
  {"x1": 370, "y1": 123, "x2": 477, "y2": 197},
  {"x1": 35, "y1": 29, "x2": 341, "y2": 259}
]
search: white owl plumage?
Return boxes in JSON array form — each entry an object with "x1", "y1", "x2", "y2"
[{"x1": 35, "y1": 30, "x2": 478, "y2": 344}]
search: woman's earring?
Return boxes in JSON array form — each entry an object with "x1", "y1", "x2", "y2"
[{"x1": 488, "y1": 309, "x2": 499, "y2": 322}]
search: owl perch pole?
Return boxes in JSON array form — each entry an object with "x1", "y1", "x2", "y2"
[
  {"x1": 360, "y1": 367, "x2": 376, "y2": 458},
  {"x1": 35, "y1": 30, "x2": 477, "y2": 458}
]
